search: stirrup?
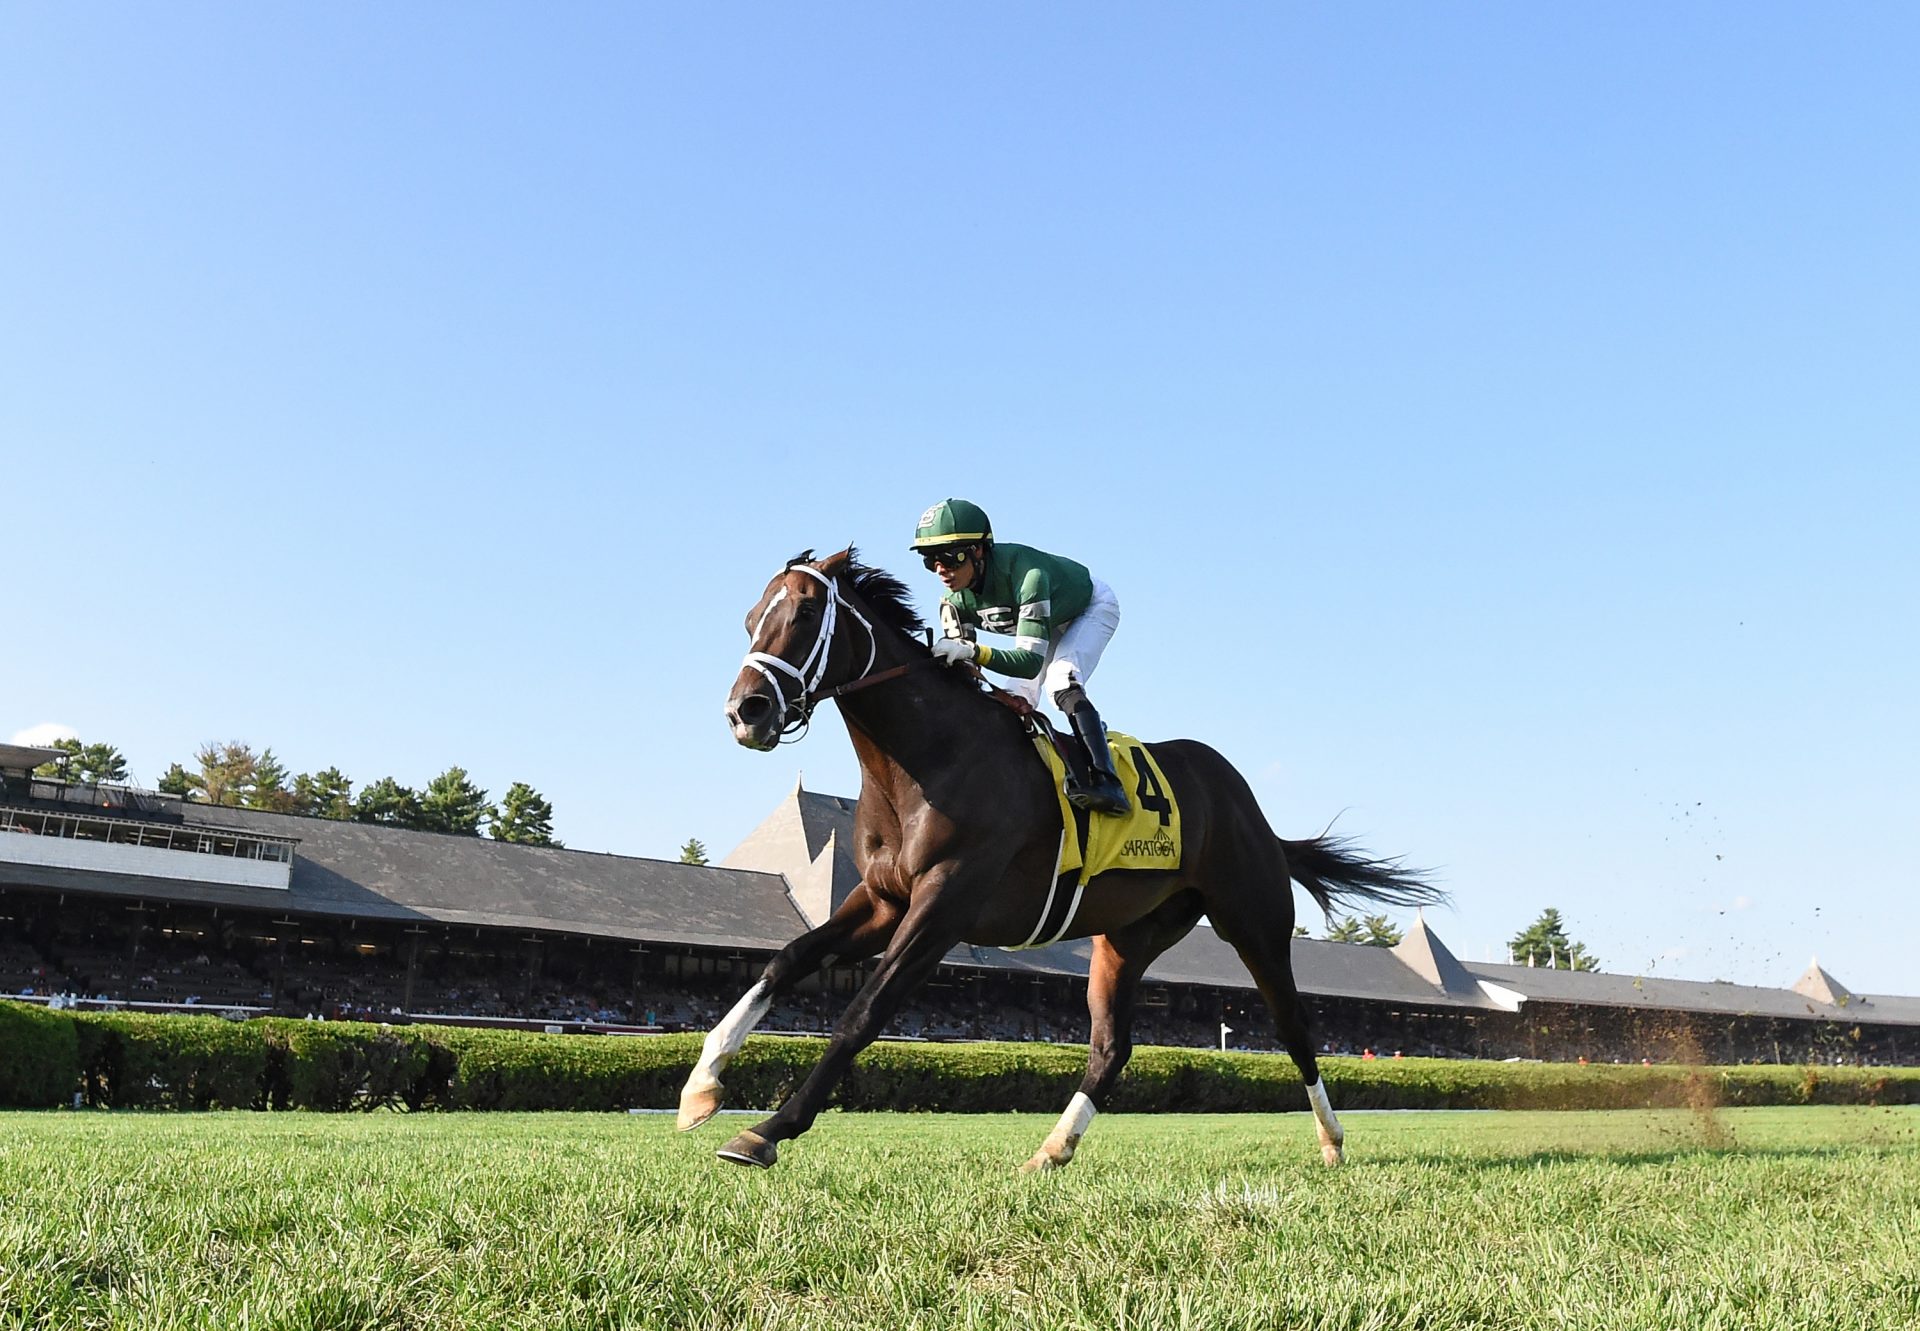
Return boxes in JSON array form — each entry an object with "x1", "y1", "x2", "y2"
[{"x1": 1067, "y1": 773, "x2": 1130, "y2": 816}]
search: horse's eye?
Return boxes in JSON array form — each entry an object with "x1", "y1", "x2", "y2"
[{"x1": 795, "y1": 601, "x2": 820, "y2": 621}]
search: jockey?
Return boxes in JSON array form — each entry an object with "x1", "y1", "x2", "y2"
[{"x1": 911, "y1": 497, "x2": 1131, "y2": 816}]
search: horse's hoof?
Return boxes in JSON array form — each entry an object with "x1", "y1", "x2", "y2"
[
  {"x1": 716, "y1": 1130, "x2": 778, "y2": 1168},
  {"x1": 1018, "y1": 1150, "x2": 1066, "y2": 1174},
  {"x1": 677, "y1": 1084, "x2": 724, "y2": 1132},
  {"x1": 1320, "y1": 1142, "x2": 1344, "y2": 1167}
]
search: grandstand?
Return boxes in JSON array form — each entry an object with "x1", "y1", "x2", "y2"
[{"x1": 2, "y1": 743, "x2": 1915, "y2": 1064}]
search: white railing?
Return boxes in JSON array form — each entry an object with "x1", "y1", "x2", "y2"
[{"x1": 0, "y1": 828, "x2": 293, "y2": 889}]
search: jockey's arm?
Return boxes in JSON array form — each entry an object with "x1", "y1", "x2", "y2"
[
  {"x1": 972, "y1": 635, "x2": 1047, "y2": 678},
  {"x1": 960, "y1": 566, "x2": 1054, "y2": 679}
]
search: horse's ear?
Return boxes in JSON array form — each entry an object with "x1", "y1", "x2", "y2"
[{"x1": 817, "y1": 546, "x2": 856, "y2": 579}]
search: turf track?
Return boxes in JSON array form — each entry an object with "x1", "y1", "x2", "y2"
[{"x1": 1, "y1": 1107, "x2": 1915, "y2": 1330}]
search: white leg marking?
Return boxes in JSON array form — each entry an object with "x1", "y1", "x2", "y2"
[
  {"x1": 1305, "y1": 1077, "x2": 1344, "y2": 1166},
  {"x1": 679, "y1": 980, "x2": 773, "y2": 1128},
  {"x1": 688, "y1": 979, "x2": 773, "y2": 1093},
  {"x1": 1023, "y1": 1091, "x2": 1098, "y2": 1172}
]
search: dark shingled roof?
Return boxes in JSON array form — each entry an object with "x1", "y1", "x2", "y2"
[
  {"x1": 2, "y1": 800, "x2": 808, "y2": 952},
  {"x1": 1151, "y1": 927, "x2": 1510, "y2": 1009},
  {"x1": 10, "y1": 783, "x2": 1917, "y2": 1029},
  {"x1": 712, "y1": 783, "x2": 1920, "y2": 1025},
  {"x1": 1459, "y1": 959, "x2": 1866, "y2": 1024}
]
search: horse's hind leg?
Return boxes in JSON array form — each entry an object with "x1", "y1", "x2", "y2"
[
  {"x1": 1209, "y1": 881, "x2": 1345, "y2": 1166},
  {"x1": 678, "y1": 885, "x2": 897, "y2": 1130},
  {"x1": 1022, "y1": 891, "x2": 1203, "y2": 1173}
]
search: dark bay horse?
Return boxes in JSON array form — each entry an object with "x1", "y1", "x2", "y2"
[{"x1": 685, "y1": 548, "x2": 1443, "y2": 1170}]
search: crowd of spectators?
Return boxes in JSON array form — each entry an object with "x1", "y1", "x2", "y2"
[
  {"x1": 3, "y1": 925, "x2": 1233, "y2": 1045},
  {"x1": 2, "y1": 923, "x2": 1900, "y2": 1065}
]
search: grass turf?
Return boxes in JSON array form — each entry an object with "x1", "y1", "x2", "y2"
[{"x1": 0, "y1": 1106, "x2": 1915, "y2": 1330}]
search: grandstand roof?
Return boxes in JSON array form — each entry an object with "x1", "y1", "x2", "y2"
[
  {"x1": 0, "y1": 744, "x2": 66, "y2": 774},
  {"x1": 1163, "y1": 925, "x2": 1514, "y2": 1009},
  {"x1": 721, "y1": 780, "x2": 861, "y2": 925},
  {"x1": 1856, "y1": 993, "x2": 1920, "y2": 1023},
  {"x1": 7, "y1": 776, "x2": 1915, "y2": 1030},
  {"x1": 1792, "y1": 958, "x2": 1853, "y2": 1008},
  {"x1": 1789, "y1": 959, "x2": 1920, "y2": 1023},
  {"x1": 1459, "y1": 958, "x2": 1872, "y2": 1024},
  {"x1": 709, "y1": 782, "x2": 1920, "y2": 1026},
  {"x1": 0, "y1": 799, "x2": 810, "y2": 952}
]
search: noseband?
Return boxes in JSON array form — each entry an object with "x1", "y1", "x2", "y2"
[{"x1": 741, "y1": 564, "x2": 878, "y2": 740}]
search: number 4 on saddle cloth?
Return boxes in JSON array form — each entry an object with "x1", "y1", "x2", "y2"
[{"x1": 1013, "y1": 724, "x2": 1184, "y2": 949}]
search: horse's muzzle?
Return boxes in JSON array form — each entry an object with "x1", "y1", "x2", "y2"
[{"x1": 726, "y1": 689, "x2": 780, "y2": 751}]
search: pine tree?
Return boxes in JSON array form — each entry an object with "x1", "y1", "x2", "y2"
[
  {"x1": 492, "y1": 782, "x2": 561, "y2": 847},
  {"x1": 1508, "y1": 908, "x2": 1600, "y2": 971},
  {"x1": 243, "y1": 749, "x2": 298, "y2": 812},
  {"x1": 1326, "y1": 916, "x2": 1365, "y2": 944},
  {"x1": 353, "y1": 777, "x2": 424, "y2": 828},
  {"x1": 183, "y1": 742, "x2": 261, "y2": 806},
  {"x1": 292, "y1": 768, "x2": 355, "y2": 820},
  {"x1": 679, "y1": 838, "x2": 710, "y2": 866},
  {"x1": 1361, "y1": 914, "x2": 1404, "y2": 947},
  {"x1": 33, "y1": 738, "x2": 128, "y2": 784},
  {"x1": 418, "y1": 766, "x2": 491, "y2": 836}
]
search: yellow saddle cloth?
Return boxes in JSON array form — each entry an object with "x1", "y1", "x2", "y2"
[{"x1": 1030, "y1": 728, "x2": 1183, "y2": 883}]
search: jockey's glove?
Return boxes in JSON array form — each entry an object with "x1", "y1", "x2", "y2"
[{"x1": 931, "y1": 638, "x2": 976, "y2": 667}]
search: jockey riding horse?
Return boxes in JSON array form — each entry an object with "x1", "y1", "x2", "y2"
[{"x1": 912, "y1": 497, "x2": 1130, "y2": 816}]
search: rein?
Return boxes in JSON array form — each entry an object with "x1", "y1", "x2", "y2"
[
  {"x1": 826, "y1": 659, "x2": 1039, "y2": 715},
  {"x1": 818, "y1": 659, "x2": 933, "y2": 701}
]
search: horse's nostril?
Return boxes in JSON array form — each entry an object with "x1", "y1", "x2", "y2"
[{"x1": 736, "y1": 695, "x2": 773, "y2": 726}]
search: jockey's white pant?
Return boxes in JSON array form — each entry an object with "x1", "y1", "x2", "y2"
[{"x1": 1007, "y1": 578, "x2": 1121, "y2": 713}]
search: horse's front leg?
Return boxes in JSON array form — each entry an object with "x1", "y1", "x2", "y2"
[
  {"x1": 678, "y1": 885, "x2": 898, "y2": 1130},
  {"x1": 715, "y1": 900, "x2": 960, "y2": 1168}
]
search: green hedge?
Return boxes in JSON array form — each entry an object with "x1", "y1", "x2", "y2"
[
  {"x1": 257, "y1": 1019, "x2": 444, "y2": 1111},
  {"x1": 76, "y1": 1011, "x2": 269, "y2": 1109},
  {"x1": 4, "y1": 1001, "x2": 1918, "y2": 1113},
  {"x1": 0, "y1": 1000, "x2": 81, "y2": 1107}
]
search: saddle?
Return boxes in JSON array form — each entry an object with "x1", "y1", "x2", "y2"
[
  {"x1": 971, "y1": 672, "x2": 1185, "y2": 950},
  {"x1": 1026, "y1": 722, "x2": 1182, "y2": 883}
]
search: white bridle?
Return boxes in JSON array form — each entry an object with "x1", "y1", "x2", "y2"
[{"x1": 739, "y1": 563, "x2": 877, "y2": 735}]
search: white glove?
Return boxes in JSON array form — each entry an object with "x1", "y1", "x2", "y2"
[{"x1": 931, "y1": 638, "x2": 975, "y2": 667}]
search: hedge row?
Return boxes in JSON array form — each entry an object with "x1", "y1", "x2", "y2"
[
  {"x1": 0, "y1": 1000, "x2": 79, "y2": 1107},
  {"x1": 4, "y1": 1001, "x2": 1917, "y2": 1112}
]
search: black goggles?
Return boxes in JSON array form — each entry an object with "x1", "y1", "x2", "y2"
[{"x1": 921, "y1": 547, "x2": 972, "y2": 571}]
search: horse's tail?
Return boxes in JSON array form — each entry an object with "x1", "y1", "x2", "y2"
[{"x1": 1280, "y1": 833, "x2": 1447, "y2": 918}]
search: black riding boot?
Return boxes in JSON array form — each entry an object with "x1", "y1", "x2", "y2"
[{"x1": 1065, "y1": 700, "x2": 1131, "y2": 816}]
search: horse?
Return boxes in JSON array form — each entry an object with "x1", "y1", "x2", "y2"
[{"x1": 683, "y1": 547, "x2": 1444, "y2": 1170}]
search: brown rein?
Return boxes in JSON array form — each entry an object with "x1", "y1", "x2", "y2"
[
  {"x1": 819, "y1": 658, "x2": 1038, "y2": 723},
  {"x1": 816, "y1": 660, "x2": 934, "y2": 701}
]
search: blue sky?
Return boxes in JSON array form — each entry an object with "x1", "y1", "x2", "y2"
[{"x1": 4, "y1": 6, "x2": 1915, "y2": 993}]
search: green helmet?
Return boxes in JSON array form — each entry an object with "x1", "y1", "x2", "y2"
[{"x1": 910, "y1": 498, "x2": 992, "y2": 551}]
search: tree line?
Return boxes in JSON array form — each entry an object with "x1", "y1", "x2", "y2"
[
  {"x1": 32, "y1": 737, "x2": 559, "y2": 847},
  {"x1": 1301, "y1": 906, "x2": 1600, "y2": 971},
  {"x1": 1292, "y1": 914, "x2": 1405, "y2": 946}
]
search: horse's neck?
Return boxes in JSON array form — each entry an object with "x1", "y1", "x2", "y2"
[{"x1": 836, "y1": 646, "x2": 1018, "y2": 796}]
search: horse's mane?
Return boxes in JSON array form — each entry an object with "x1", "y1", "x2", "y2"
[{"x1": 788, "y1": 548, "x2": 927, "y2": 638}]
